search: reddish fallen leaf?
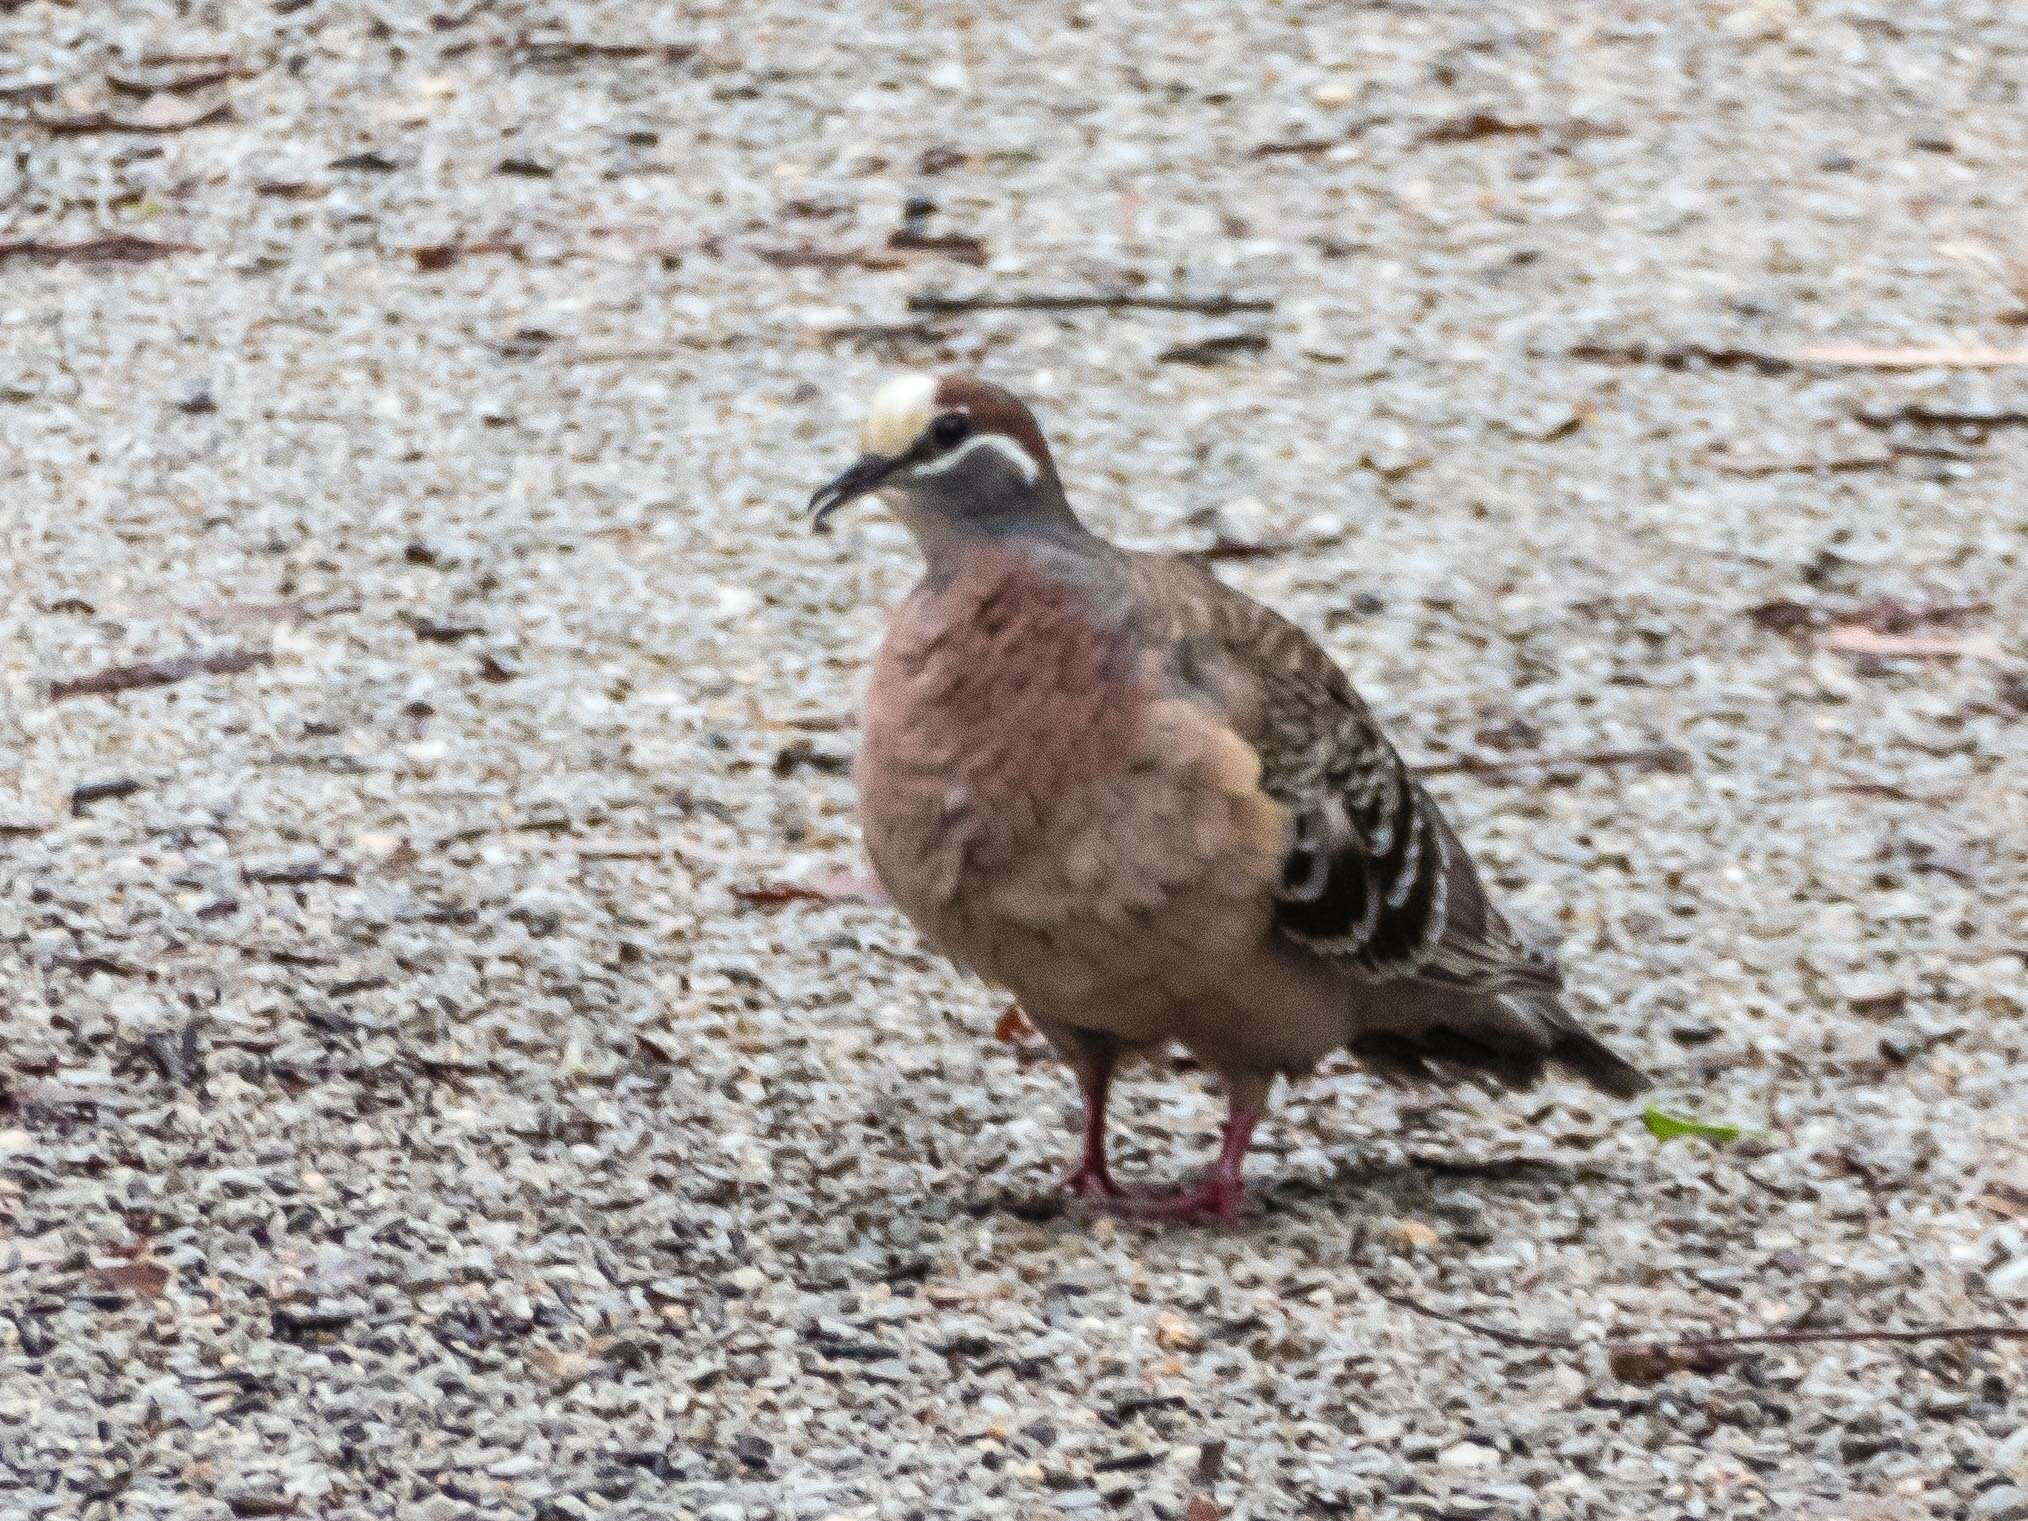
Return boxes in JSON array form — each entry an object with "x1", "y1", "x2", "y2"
[
  {"x1": 995, "y1": 1004, "x2": 1036, "y2": 1043},
  {"x1": 1816, "y1": 624, "x2": 2009, "y2": 663},
  {"x1": 1184, "y1": 1495, "x2": 1222, "y2": 1521},
  {"x1": 731, "y1": 882, "x2": 835, "y2": 907},
  {"x1": 97, "y1": 1260, "x2": 171, "y2": 1297}
]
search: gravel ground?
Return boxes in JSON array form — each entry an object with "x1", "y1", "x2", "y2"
[{"x1": 3, "y1": 2, "x2": 2026, "y2": 1518}]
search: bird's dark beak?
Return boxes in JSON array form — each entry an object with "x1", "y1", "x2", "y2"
[{"x1": 808, "y1": 454, "x2": 896, "y2": 534}]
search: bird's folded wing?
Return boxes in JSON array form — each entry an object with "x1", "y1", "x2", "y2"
[{"x1": 1124, "y1": 553, "x2": 1559, "y2": 992}]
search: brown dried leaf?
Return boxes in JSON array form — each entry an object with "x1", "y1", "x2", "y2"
[
  {"x1": 97, "y1": 1260, "x2": 172, "y2": 1297},
  {"x1": 1747, "y1": 597, "x2": 1823, "y2": 634},
  {"x1": 995, "y1": 1004, "x2": 1036, "y2": 1043},
  {"x1": 1184, "y1": 1497, "x2": 1222, "y2": 1521},
  {"x1": 888, "y1": 229, "x2": 989, "y2": 263},
  {"x1": 1421, "y1": 111, "x2": 1543, "y2": 143},
  {"x1": 412, "y1": 239, "x2": 523, "y2": 272},
  {"x1": 223, "y1": 1494, "x2": 299, "y2": 1518},
  {"x1": 1607, "y1": 1342, "x2": 1723, "y2": 1384}
]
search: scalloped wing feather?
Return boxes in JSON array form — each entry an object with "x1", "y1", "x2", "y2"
[{"x1": 1124, "y1": 552, "x2": 1560, "y2": 993}]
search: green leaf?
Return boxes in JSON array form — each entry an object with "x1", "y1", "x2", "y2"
[{"x1": 1642, "y1": 1106, "x2": 1742, "y2": 1145}]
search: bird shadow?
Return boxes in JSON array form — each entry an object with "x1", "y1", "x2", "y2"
[{"x1": 963, "y1": 1148, "x2": 1639, "y2": 1230}]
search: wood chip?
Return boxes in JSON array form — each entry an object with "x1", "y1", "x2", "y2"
[
  {"x1": 1789, "y1": 342, "x2": 2028, "y2": 369},
  {"x1": 1816, "y1": 625, "x2": 2009, "y2": 662}
]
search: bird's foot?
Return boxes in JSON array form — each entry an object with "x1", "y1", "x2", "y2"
[
  {"x1": 1098, "y1": 1174, "x2": 1245, "y2": 1226},
  {"x1": 1064, "y1": 1160, "x2": 1123, "y2": 1202}
]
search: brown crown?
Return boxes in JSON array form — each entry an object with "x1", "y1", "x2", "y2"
[{"x1": 934, "y1": 376, "x2": 1056, "y2": 474}]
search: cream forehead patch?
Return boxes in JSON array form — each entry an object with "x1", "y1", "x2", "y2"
[{"x1": 860, "y1": 372, "x2": 938, "y2": 458}]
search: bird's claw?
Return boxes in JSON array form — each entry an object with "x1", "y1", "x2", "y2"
[
  {"x1": 1063, "y1": 1162, "x2": 1122, "y2": 1201},
  {"x1": 1104, "y1": 1177, "x2": 1244, "y2": 1225},
  {"x1": 1067, "y1": 1171, "x2": 1244, "y2": 1225}
]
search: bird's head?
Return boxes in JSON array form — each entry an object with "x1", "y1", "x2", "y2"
[{"x1": 808, "y1": 373, "x2": 1073, "y2": 543}]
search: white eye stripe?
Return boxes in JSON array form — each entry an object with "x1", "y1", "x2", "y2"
[{"x1": 910, "y1": 432, "x2": 1041, "y2": 485}]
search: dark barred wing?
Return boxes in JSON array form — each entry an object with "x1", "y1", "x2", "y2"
[
  {"x1": 1257, "y1": 668, "x2": 1560, "y2": 992},
  {"x1": 1272, "y1": 717, "x2": 1450, "y2": 976},
  {"x1": 1129, "y1": 553, "x2": 1560, "y2": 991}
]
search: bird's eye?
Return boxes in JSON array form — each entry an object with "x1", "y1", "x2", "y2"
[{"x1": 930, "y1": 413, "x2": 970, "y2": 448}]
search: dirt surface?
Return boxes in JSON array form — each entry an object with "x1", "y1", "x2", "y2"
[{"x1": 3, "y1": 3, "x2": 2026, "y2": 1518}]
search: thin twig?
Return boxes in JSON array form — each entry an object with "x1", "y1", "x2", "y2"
[
  {"x1": 49, "y1": 648, "x2": 271, "y2": 701},
  {"x1": 12, "y1": 100, "x2": 233, "y2": 135},
  {"x1": 909, "y1": 291, "x2": 1274, "y2": 317},
  {"x1": 1634, "y1": 1324, "x2": 2028, "y2": 1352},
  {"x1": 1372, "y1": 1290, "x2": 1576, "y2": 1350},
  {"x1": 107, "y1": 68, "x2": 238, "y2": 96},
  {"x1": 1571, "y1": 339, "x2": 2028, "y2": 374},
  {"x1": 0, "y1": 235, "x2": 199, "y2": 266},
  {"x1": 1419, "y1": 745, "x2": 1691, "y2": 779},
  {"x1": 1568, "y1": 341, "x2": 1798, "y2": 375},
  {"x1": 513, "y1": 39, "x2": 698, "y2": 67},
  {"x1": 1375, "y1": 1287, "x2": 2028, "y2": 1372},
  {"x1": 757, "y1": 244, "x2": 906, "y2": 273},
  {"x1": 1159, "y1": 331, "x2": 1271, "y2": 366},
  {"x1": 810, "y1": 319, "x2": 952, "y2": 348}
]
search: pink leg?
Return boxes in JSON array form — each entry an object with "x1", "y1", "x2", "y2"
[
  {"x1": 1110, "y1": 1106, "x2": 1261, "y2": 1224},
  {"x1": 1064, "y1": 1050, "x2": 1122, "y2": 1201}
]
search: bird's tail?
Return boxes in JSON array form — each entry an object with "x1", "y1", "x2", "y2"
[
  {"x1": 1539, "y1": 1008, "x2": 1650, "y2": 1099},
  {"x1": 1348, "y1": 986, "x2": 1649, "y2": 1098}
]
